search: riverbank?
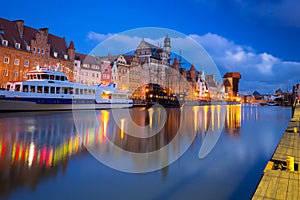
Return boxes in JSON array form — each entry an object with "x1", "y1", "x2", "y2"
[{"x1": 252, "y1": 102, "x2": 300, "y2": 199}]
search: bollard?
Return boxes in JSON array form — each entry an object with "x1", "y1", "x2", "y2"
[{"x1": 286, "y1": 156, "x2": 294, "y2": 171}]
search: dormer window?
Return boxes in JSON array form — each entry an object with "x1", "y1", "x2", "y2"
[
  {"x1": 33, "y1": 47, "x2": 36, "y2": 53},
  {"x1": 15, "y1": 43, "x2": 21, "y2": 49},
  {"x1": 26, "y1": 45, "x2": 30, "y2": 51},
  {"x1": 53, "y1": 52, "x2": 58, "y2": 58},
  {"x1": 41, "y1": 49, "x2": 44, "y2": 54},
  {"x1": 2, "y1": 40, "x2": 8, "y2": 46},
  {"x1": 64, "y1": 54, "x2": 68, "y2": 60}
]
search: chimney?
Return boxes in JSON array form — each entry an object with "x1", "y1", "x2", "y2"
[
  {"x1": 14, "y1": 20, "x2": 24, "y2": 38},
  {"x1": 39, "y1": 28, "x2": 49, "y2": 35}
]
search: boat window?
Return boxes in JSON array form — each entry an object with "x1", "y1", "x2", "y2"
[
  {"x1": 75, "y1": 88, "x2": 79, "y2": 95},
  {"x1": 63, "y1": 87, "x2": 68, "y2": 94},
  {"x1": 15, "y1": 84, "x2": 21, "y2": 92},
  {"x1": 41, "y1": 74, "x2": 49, "y2": 80},
  {"x1": 69, "y1": 88, "x2": 73, "y2": 94},
  {"x1": 92, "y1": 89, "x2": 95, "y2": 94},
  {"x1": 37, "y1": 74, "x2": 41, "y2": 79},
  {"x1": 30, "y1": 86, "x2": 35, "y2": 93},
  {"x1": 84, "y1": 89, "x2": 88, "y2": 94},
  {"x1": 23, "y1": 85, "x2": 29, "y2": 92},
  {"x1": 33, "y1": 74, "x2": 37, "y2": 79},
  {"x1": 6, "y1": 84, "x2": 10, "y2": 91},
  {"x1": 44, "y1": 86, "x2": 49, "y2": 93},
  {"x1": 55, "y1": 76, "x2": 60, "y2": 81},
  {"x1": 56, "y1": 87, "x2": 61, "y2": 94},
  {"x1": 80, "y1": 89, "x2": 83, "y2": 95},
  {"x1": 50, "y1": 75, "x2": 54, "y2": 80},
  {"x1": 61, "y1": 76, "x2": 66, "y2": 81},
  {"x1": 102, "y1": 92, "x2": 111, "y2": 99},
  {"x1": 51, "y1": 87, "x2": 55, "y2": 94},
  {"x1": 37, "y1": 86, "x2": 43, "y2": 93}
]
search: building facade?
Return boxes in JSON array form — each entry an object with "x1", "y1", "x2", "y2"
[
  {"x1": 0, "y1": 18, "x2": 75, "y2": 88},
  {"x1": 74, "y1": 53, "x2": 101, "y2": 86}
]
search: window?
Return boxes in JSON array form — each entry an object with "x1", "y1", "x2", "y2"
[
  {"x1": 3, "y1": 57, "x2": 9, "y2": 64},
  {"x1": 26, "y1": 45, "x2": 30, "y2": 51},
  {"x1": 44, "y1": 86, "x2": 49, "y2": 93},
  {"x1": 53, "y1": 52, "x2": 58, "y2": 58},
  {"x1": 15, "y1": 84, "x2": 21, "y2": 92},
  {"x1": 33, "y1": 47, "x2": 36, "y2": 53},
  {"x1": 50, "y1": 87, "x2": 55, "y2": 94},
  {"x1": 41, "y1": 49, "x2": 44, "y2": 54},
  {"x1": 56, "y1": 87, "x2": 61, "y2": 94},
  {"x1": 2, "y1": 40, "x2": 8, "y2": 46},
  {"x1": 14, "y1": 59, "x2": 20, "y2": 65},
  {"x1": 37, "y1": 86, "x2": 42, "y2": 93},
  {"x1": 23, "y1": 85, "x2": 28, "y2": 92},
  {"x1": 23, "y1": 72, "x2": 27, "y2": 78},
  {"x1": 30, "y1": 86, "x2": 36, "y2": 93},
  {"x1": 64, "y1": 54, "x2": 68, "y2": 60},
  {"x1": 24, "y1": 59, "x2": 29, "y2": 67},
  {"x1": 37, "y1": 48, "x2": 40, "y2": 53},
  {"x1": 13, "y1": 71, "x2": 18, "y2": 77},
  {"x1": 15, "y1": 43, "x2": 21, "y2": 49}
]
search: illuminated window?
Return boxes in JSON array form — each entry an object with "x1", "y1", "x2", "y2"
[
  {"x1": 26, "y1": 45, "x2": 30, "y2": 51},
  {"x1": 15, "y1": 43, "x2": 21, "y2": 49},
  {"x1": 53, "y1": 52, "x2": 58, "y2": 58},
  {"x1": 2, "y1": 40, "x2": 8, "y2": 46},
  {"x1": 14, "y1": 59, "x2": 20, "y2": 65},
  {"x1": 2, "y1": 69, "x2": 8, "y2": 76},
  {"x1": 13, "y1": 71, "x2": 18, "y2": 77},
  {"x1": 24, "y1": 59, "x2": 29, "y2": 67},
  {"x1": 3, "y1": 57, "x2": 9, "y2": 64}
]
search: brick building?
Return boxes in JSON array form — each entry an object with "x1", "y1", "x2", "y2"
[{"x1": 0, "y1": 18, "x2": 75, "y2": 88}]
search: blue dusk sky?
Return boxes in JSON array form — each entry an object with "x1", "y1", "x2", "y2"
[{"x1": 1, "y1": 0, "x2": 300, "y2": 94}]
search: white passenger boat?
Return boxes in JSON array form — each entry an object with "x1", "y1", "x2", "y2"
[{"x1": 0, "y1": 70, "x2": 133, "y2": 111}]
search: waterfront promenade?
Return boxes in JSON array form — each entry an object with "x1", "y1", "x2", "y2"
[{"x1": 252, "y1": 102, "x2": 300, "y2": 199}]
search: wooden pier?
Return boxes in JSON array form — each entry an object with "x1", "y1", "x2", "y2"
[{"x1": 252, "y1": 102, "x2": 300, "y2": 199}]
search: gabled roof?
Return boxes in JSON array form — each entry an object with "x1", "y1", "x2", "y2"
[
  {"x1": 136, "y1": 38, "x2": 158, "y2": 50},
  {"x1": 75, "y1": 53, "x2": 98, "y2": 65},
  {"x1": 0, "y1": 17, "x2": 69, "y2": 60}
]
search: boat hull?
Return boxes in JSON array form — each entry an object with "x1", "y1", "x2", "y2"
[{"x1": 0, "y1": 99, "x2": 132, "y2": 111}]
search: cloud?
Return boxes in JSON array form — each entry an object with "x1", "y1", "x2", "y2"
[
  {"x1": 87, "y1": 31, "x2": 113, "y2": 42},
  {"x1": 190, "y1": 33, "x2": 300, "y2": 93},
  {"x1": 87, "y1": 31, "x2": 300, "y2": 94}
]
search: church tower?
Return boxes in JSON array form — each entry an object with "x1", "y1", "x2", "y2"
[{"x1": 163, "y1": 34, "x2": 171, "y2": 65}]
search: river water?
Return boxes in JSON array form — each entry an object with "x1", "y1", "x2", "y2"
[{"x1": 0, "y1": 104, "x2": 291, "y2": 200}]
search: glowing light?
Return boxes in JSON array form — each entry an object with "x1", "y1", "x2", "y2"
[
  {"x1": 204, "y1": 106, "x2": 208, "y2": 131},
  {"x1": 193, "y1": 106, "x2": 199, "y2": 131},
  {"x1": 102, "y1": 110, "x2": 109, "y2": 137},
  {"x1": 120, "y1": 118, "x2": 125, "y2": 139},
  {"x1": 28, "y1": 142, "x2": 35, "y2": 168},
  {"x1": 211, "y1": 105, "x2": 215, "y2": 131}
]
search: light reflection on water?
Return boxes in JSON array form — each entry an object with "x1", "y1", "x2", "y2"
[{"x1": 0, "y1": 104, "x2": 291, "y2": 199}]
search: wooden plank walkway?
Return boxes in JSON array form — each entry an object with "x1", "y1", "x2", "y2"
[{"x1": 252, "y1": 102, "x2": 300, "y2": 199}]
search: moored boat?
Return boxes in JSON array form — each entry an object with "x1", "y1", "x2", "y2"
[{"x1": 0, "y1": 70, "x2": 133, "y2": 111}]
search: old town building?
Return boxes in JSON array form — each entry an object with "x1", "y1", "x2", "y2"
[
  {"x1": 74, "y1": 53, "x2": 101, "y2": 86},
  {"x1": 0, "y1": 18, "x2": 75, "y2": 88}
]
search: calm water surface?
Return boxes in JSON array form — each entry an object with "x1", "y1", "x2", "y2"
[{"x1": 0, "y1": 104, "x2": 291, "y2": 200}]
